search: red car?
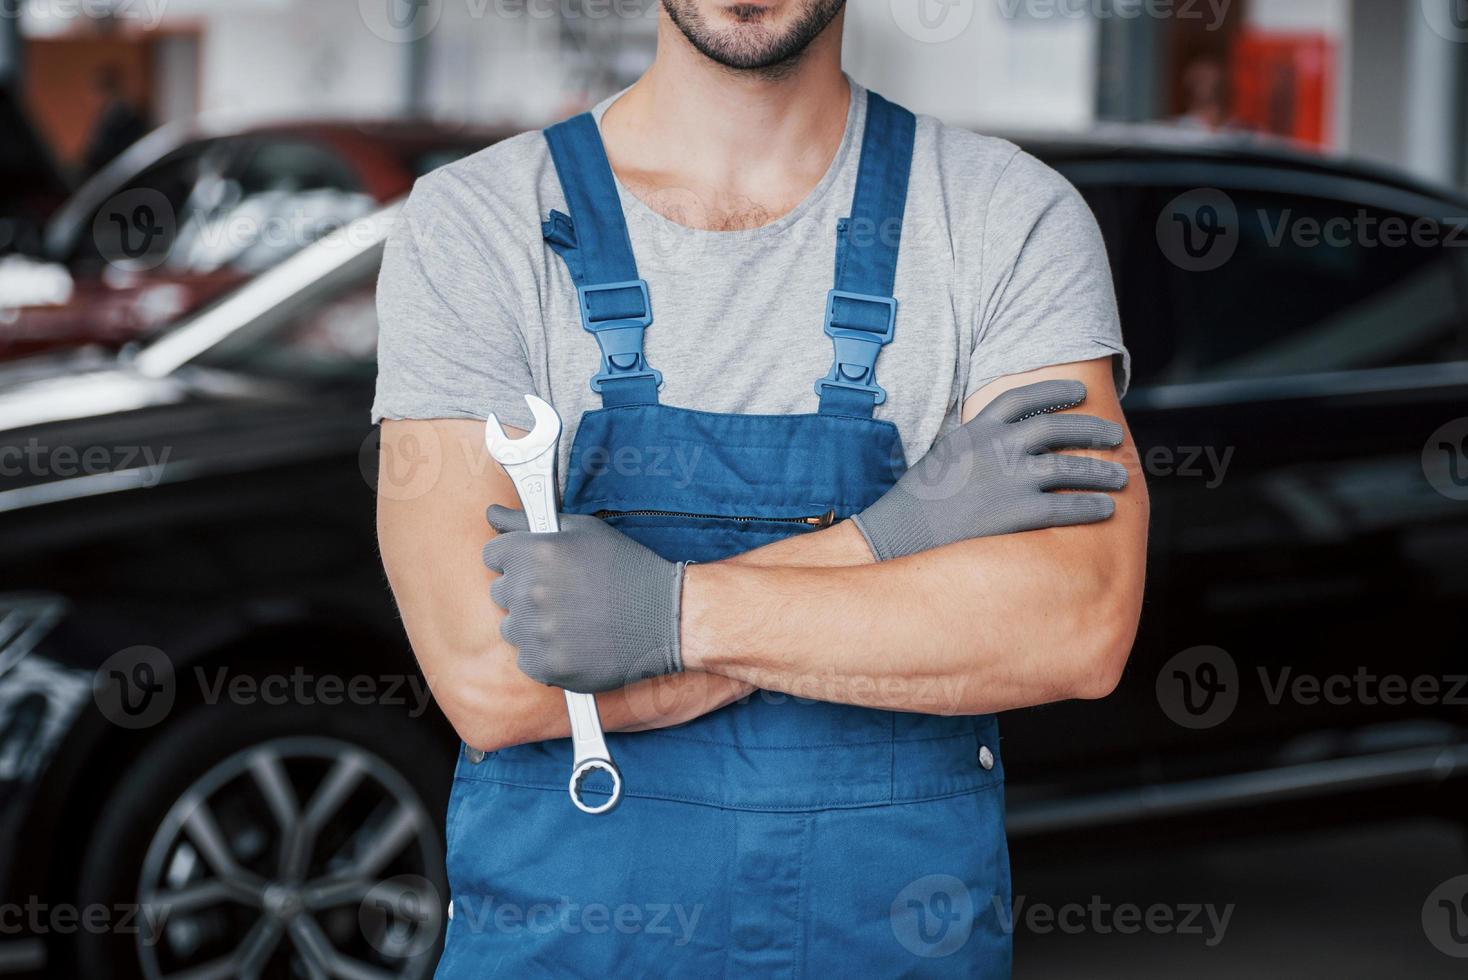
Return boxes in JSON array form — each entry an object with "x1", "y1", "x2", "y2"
[{"x1": 1, "y1": 118, "x2": 508, "y2": 359}]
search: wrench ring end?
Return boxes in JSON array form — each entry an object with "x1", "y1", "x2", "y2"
[{"x1": 569, "y1": 758, "x2": 623, "y2": 815}]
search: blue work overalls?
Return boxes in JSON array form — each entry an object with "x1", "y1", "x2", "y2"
[{"x1": 438, "y1": 93, "x2": 1012, "y2": 978}]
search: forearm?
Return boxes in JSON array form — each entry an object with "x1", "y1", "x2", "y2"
[
  {"x1": 723, "y1": 519, "x2": 875, "y2": 568},
  {"x1": 421, "y1": 636, "x2": 751, "y2": 751},
  {"x1": 680, "y1": 515, "x2": 1145, "y2": 715},
  {"x1": 389, "y1": 554, "x2": 753, "y2": 751},
  {"x1": 685, "y1": 361, "x2": 1147, "y2": 713},
  {"x1": 378, "y1": 419, "x2": 751, "y2": 753}
]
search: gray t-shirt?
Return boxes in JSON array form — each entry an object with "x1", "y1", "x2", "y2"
[{"x1": 372, "y1": 82, "x2": 1128, "y2": 480}]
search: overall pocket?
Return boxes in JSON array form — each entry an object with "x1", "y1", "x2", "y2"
[{"x1": 592, "y1": 509, "x2": 835, "y2": 563}]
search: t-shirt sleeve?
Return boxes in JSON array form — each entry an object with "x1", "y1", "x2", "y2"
[
  {"x1": 371, "y1": 169, "x2": 537, "y2": 429},
  {"x1": 966, "y1": 149, "x2": 1130, "y2": 401}
]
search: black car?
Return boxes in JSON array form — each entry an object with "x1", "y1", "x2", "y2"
[{"x1": 1, "y1": 132, "x2": 1466, "y2": 979}]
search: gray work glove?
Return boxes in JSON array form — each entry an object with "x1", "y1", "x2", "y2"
[
  {"x1": 482, "y1": 505, "x2": 685, "y2": 694},
  {"x1": 852, "y1": 379, "x2": 1129, "y2": 561}
]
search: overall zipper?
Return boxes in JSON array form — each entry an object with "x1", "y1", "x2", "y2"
[{"x1": 594, "y1": 508, "x2": 837, "y2": 528}]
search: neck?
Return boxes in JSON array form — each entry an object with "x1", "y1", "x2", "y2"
[{"x1": 600, "y1": 8, "x2": 850, "y2": 226}]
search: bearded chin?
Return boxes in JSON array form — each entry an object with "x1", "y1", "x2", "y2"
[{"x1": 662, "y1": 0, "x2": 847, "y2": 77}]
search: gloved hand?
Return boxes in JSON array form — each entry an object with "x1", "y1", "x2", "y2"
[
  {"x1": 852, "y1": 379, "x2": 1129, "y2": 561},
  {"x1": 482, "y1": 505, "x2": 685, "y2": 694}
]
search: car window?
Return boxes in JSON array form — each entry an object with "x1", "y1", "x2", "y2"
[
  {"x1": 1159, "y1": 188, "x2": 1468, "y2": 382},
  {"x1": 72, "y1": 139, "x2": 238, "y2": 273},
  {"x1": 1071, "y1": 176, "x2": 1468, "y2": 389},
  {"x1": 1074, "y1": 182, "x2": 1186, "y2": 390},
  {"x1": 168, "y1": 137, "x2": 376, "y2": 276},
  {"x1": 191, "y1": 246, "x2": 382, "y2": 380},
  {"x1": 79, "y1": 136, "x2": 376, "y2": 280},
  {"x1": 233, "y1": 138, "x2": 362, "y2": 195}
]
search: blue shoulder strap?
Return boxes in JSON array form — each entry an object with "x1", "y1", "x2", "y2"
[
  {"x1": 542, "y1": 113, "x2": 661, "y2": 407},
  {"x1": 816, "y1": 92, "x2": 916, "y2": 417}
]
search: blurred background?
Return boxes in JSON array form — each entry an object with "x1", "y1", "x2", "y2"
[
  {"x1": 2, "y1": 1, "x2": 1468, "y2": 978},
  {"x1": 5, "y1": 0, "x2": 1468, "y2": 356}
]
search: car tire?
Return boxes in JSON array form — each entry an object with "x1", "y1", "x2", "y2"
[{"x1": 68, "y1": 696, "x2": 452, "y2": 980}]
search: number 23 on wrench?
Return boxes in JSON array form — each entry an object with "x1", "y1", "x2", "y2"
[{"x1": 485, "y1": 394, "x2": 623, "y2": 815}]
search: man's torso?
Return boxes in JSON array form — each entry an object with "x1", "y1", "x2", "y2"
[{"x1": 373, "y1": 84, "x2": 1055, "y2": 479}]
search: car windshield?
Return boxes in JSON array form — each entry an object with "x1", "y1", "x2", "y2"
[
  {"x1": 70, "y1": 137, "x2": 376, "y2": 278},
  {"x1": 142, "y1": 208, "x2": 393, "y2": 383}
]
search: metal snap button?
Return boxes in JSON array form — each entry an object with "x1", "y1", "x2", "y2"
[
  {"x1": 466, "y1": 747, "x2": 486, "y2": 764},
  {"x1": 448, "y1": 899, "x2": 454, "y2": 921},
  {"x1": 978, "y1": 746, "x2": 995, "y2": 771}
]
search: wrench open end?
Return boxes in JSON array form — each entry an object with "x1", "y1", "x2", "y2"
[{"x1": 484, "y1": 394, "x2": 561, "y2": 466}]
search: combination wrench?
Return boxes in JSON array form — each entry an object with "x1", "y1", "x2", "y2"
[{"x1": 486, "y1": 394, "x2": 623, "y2": 815}]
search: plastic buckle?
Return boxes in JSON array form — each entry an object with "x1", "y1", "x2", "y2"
[
  {"x1": 814, "y1": 289, "x2": 898, "y2": 405},
  {"x1": 576, "y1": 280, "x2": 662, "y2": 392}
]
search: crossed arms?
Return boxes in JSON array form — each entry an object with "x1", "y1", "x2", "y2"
[{"x1": 377, "y1": 356, "x2": 1148, "y2": 753}]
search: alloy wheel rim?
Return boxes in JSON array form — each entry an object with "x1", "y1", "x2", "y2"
[{"x1": 135, "y1": 735, "x2": 444, "y2": 980}]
